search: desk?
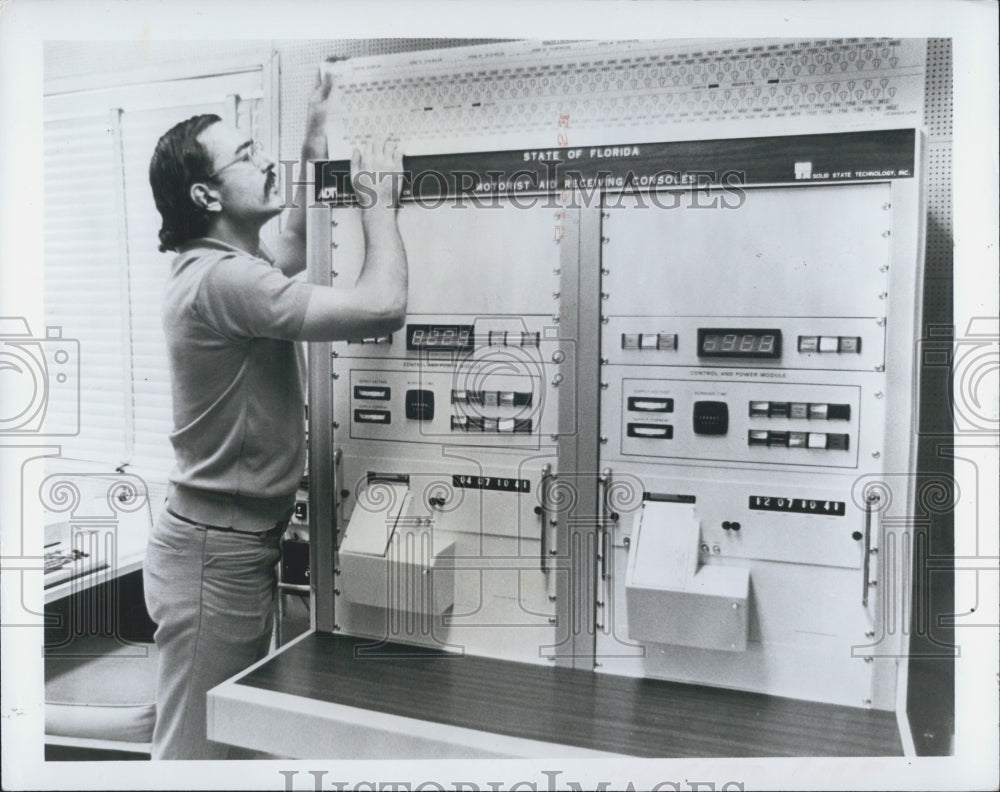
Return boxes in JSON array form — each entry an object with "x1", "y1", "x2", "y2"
[
  {"x1": 43, "y1": 511, "x2": 149, "y2": 605},
  {"x1": 208, "y1": 630, "x2": 904, "y2": 759}
]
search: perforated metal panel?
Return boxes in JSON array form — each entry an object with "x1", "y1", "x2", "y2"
[{"x1": 277, "y1": 39, "x2": 504, "y2": 162}]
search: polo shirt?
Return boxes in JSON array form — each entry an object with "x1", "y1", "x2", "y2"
[{"x1": 162, "y1": 238, "x2": 312, "y2": 531}]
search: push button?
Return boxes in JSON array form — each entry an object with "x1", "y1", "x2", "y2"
[
  {"x1": 657, "y1": 333, "x2": 678, "y2": 351},
  {"x1": 807, "y1": 432, "x2": 827, "y2": 449},
  {"x1": 798, "y1": 336, "x2": 819, "y2": 353},
  {"x1": 819, "y1": 336, "x2": 839, "y2": 353},
  {"x1": 826, "y1": 433, "x2": 850, "y2": 450},
  {"x1": 838, "y1": 336, "x2": 862, "y2": 353},
  {"x1": 789, "y1": 402, "x2": 809, "y2": 419},
  {"x1": 808, "y1": 403, "x2": 829, "y2": 419},
  {"x1": 621, "y1": 333, "x2": 641, "y2": 350},
  {"x1": 749, "y1": 401, "x2": 770, "y2": 417}
]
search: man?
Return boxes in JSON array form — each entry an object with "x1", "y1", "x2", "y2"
[{"x1": 144, "y1": 71, "x2": 407, "y2": 760}]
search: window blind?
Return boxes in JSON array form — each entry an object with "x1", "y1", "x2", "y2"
[{"x1": 43, "y1": 64, "x2": 269, "y2": 497}]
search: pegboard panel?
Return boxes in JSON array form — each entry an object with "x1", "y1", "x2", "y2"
[
  {"x1": 924, "y1": 141, "x2": 953, "y2": 279},
  {"x1": 319, "y1": 38, "x2": 927, "y2": 156},
  {"x1": 922, "y1": 39, "x2": 952, "y2": 289},
  {"x1": 924, "y1": 38, "x2": 953, "y2": 139}
]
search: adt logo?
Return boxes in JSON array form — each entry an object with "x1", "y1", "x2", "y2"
[{"x1": 0, "y1": 317, "x2": 80, "y2": 435}]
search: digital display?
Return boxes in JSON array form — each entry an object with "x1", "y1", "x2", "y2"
[
  {"x1": 406, "y1": 324, "x2": 474, "y2": 351},
  {"x1": 697, "y1": 328, "x2": 782, "y2": 359}
]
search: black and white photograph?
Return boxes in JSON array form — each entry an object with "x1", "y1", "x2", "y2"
[{"x1": 1, "y1": 1, "x2": 997, "y2": 790}]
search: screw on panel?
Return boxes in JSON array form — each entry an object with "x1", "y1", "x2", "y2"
[
  {"x1": 882, "y1": 202, "x2": 891, "y2": 210},
  {"x1": 553, "y1": 268, "x2": 561, "y2": 275},
  {"x1": 872, "y1": 450, "x2": 881, "y2": 458},
  {"x1": 601, "y1": 268, "x2": 610, "y2": 276},
  {"x1": 553, "y1": 292, "x2": 561, "y2": 300},
  {"x1": 864, "y1": 657, "x2": 874, "y2": 663},
  {"x1": 602, "y1": 316, "x2": 609, "y2": 325},
  {"x1": 331, "y1": 350, "x2": 339, "y2": 358},
  {"x1": 878, "y1": 292, "x2": 888, "y2": 300},
  {"x1": 331, "y1": 241, "x2": 339, "y2": 249},
  {"x1": 601, "y1": 237, "x2": 610, "y2": 244},
  {"x1": 881, "y1": 230, "x2": 891, "y2": 237},
  {"x1": 875, "y1": 391, "x2": 884, "y2": 399},
  {"x1": 600, "y1": 358, "x2": 609, "y2": 366},
  {"x1": 332, "y1": 372, "x2": 339, "y2": 380},
  {"x1": 600, "y1": 436, "x2": 608, "y2": 444},
  {"x1": 601, "y1": 292, "x2": 610, "y2": 300},
  {"x1": 333, "y1": 588, "x2": 341, "y2": 595},
  {"x1": 601, "y1": 211, "x2": 610, "y2": 218},
  {"x1": 880, "y1": 265, "x2": 890, "y2": 272},
  {"x1": 865, "y1": 631, "x2": 875, "y2": 638},
  {"x1": 875, "y1": 364, "x2": 885, "y2": 372},
  {"x1": 550, "y1": 434, "x2": 559, "y2": 442},
  {"x1": 877, "y1": 317, "x2": 887, "y2": 326},
  {"x1": 332, "y1": 421, "x2": 340, "y2": 429},
  {"x1": 601, "y1": 382, "x2": 610, "y2": 390},
  {"x1": 332, "y1": 271, "x2": 339, "y2": 278}
]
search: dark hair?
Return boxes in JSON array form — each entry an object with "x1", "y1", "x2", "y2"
[{"x1": 148, "y1": 114, "x2": 222, "y2": 253}]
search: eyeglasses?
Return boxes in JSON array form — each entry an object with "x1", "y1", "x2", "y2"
[{"x1": 206, "y1": 140, "x2": 268, "y2": 179}]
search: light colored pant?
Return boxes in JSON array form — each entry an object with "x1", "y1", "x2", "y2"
[{"x1": 143, "y1": 509, "x2": 281, "y2": 760}]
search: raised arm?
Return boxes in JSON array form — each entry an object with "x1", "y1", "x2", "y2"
[
  {"x1": 271, "y1": 70, "x2": 332, "y2": 277},
  {"x1": 296, "y1": 139, "x2": 408, "y2": 342}
]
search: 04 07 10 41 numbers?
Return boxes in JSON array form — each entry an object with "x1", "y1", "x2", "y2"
[{"x1": 453, "y1": 475, "x2": 530, "y2": 493}]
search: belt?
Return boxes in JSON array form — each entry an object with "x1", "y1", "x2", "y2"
[{"x1": 165, "y1": 507, "x2": 288, "y2": 539}]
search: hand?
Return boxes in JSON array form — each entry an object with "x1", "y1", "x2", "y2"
[
  {"x1": 351, "y1": 139, "x2": 404, "y2": 209},
  {"x1": 303, "y1": 68, "x2": 333, "y2": 159}
]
